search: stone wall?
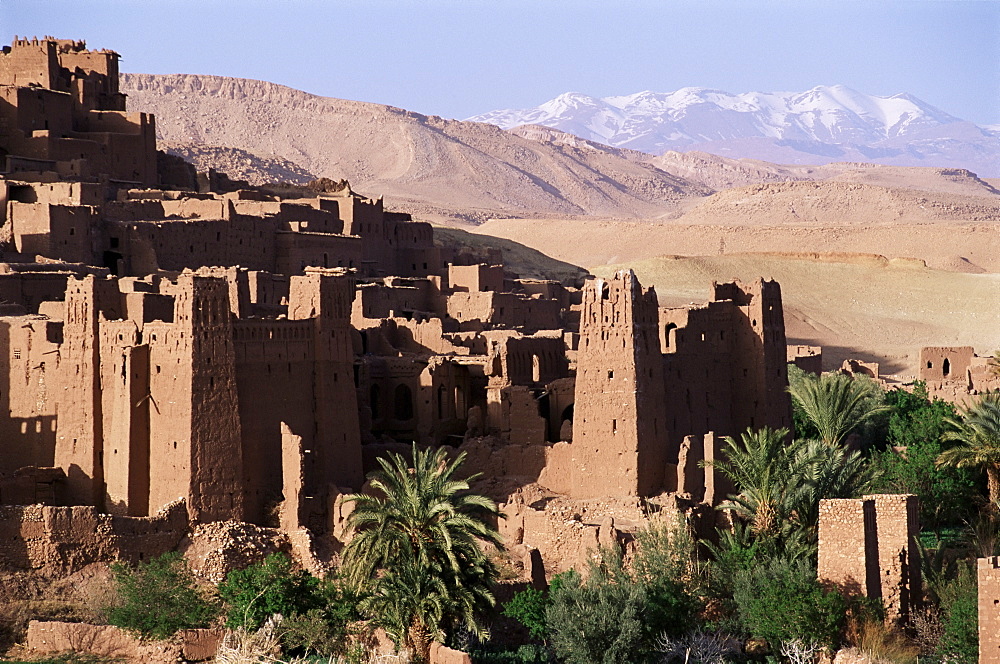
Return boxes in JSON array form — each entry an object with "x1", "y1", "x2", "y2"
[
  {"x1": 980, "y1": 556, "x2": 1000, "y2": 664},
  {"x1": 817, "y1": 494, "x2": 920, "y2": 623}
]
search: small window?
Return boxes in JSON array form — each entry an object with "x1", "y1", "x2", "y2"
[
  {"x1": 608, "y1": 370, "x2": 614, "y2": 380},
  {"x1": 13, "y1": 349, "x2": 21, "y2": 360},
  {"x1": 110, "y1": 237, "x2": 120, "y2": 249}
]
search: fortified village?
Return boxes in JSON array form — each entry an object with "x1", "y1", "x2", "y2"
[{"x1": 1, "y1": 37, "x2": 999, "y2": 662}]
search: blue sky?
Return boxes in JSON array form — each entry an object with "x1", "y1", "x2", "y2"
[{"x1": 4, "y1": 0, "x2": 998, "y2": 124}]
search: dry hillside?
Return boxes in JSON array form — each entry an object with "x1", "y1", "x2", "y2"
[
  {"x1": 649, "y1": 152, "x2": 1000, "y2": 198},
  {"x1": 674, "y1": 180, "x2": 1000, "y2": 225},
  {"x1": 160, "y1": 143, "x2": 315, "y2": 186},
  {"x1": 122, "y1": 73, "x2": 712, "y2": 222},
  {"x1": 590, "y1": 254, "x2": 1000, "y2": 376},
  {"x1": 474, "y1": 217, "x2": 1000, "y2": 273}
]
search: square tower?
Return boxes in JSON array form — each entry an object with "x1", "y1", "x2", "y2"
[{"x1": 571, "y1": 270, "x2": 667, "y2": 498}]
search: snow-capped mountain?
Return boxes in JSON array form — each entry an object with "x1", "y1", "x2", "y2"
[{"x1": 468, "y1": 86, "x2": 1000, "y2": 176}]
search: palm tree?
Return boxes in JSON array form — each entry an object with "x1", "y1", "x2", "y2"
[
  {"x1": 937, "y1": 392, "x2": 1000, "y2": 503},
  {"x1": 789, "y1": 438, "x2": 880, "y2": 530},
  {"x1": 788, "y1": 371, "x2": 889, "y2": 446},
  {"x1": 705, "y1": 427, "x2": 802, "y2": 538},
  {"x1": 706, "y1": 427, "x2": 879, "y2": 552},
  {"x1": 341, "y1": 445, "x2": 503, "y2": 661}
]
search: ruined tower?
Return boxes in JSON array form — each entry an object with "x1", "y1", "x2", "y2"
[
  {"x1": 571, "y1": 270, "x2": 667, "y2": 498},
  {"x1": 713, "y1": 279, "x2": 792, "y2": 434},
  {"x1": 818, "y1": 494, "x2": 922, "y2": 624},
  {"x1": 147, "y1": 275, "x2": 244, "y2": 522},
  {"x1": 54, "y1": 276, "x2": 120, "y2": 507},
  {"x1": 288, "y1": 269, "x2": 364, "y2": 492}
]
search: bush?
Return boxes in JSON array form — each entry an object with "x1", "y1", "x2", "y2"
[
  {"x1": 874, "y1": 385, "x2": 977, "y2": 529},
  {"x1": 217, "y1": 553, "x2": 358, "y2": 657},
  {"x1": 936, "y1": 564, "x2": 978, "y2": 664},
  {"x1": 503, "y1": 587, "x2": 550, "y2": 642},
  {"x1": 470, "y1": 643, "x2": 552, "y2": 663},
  {"x1": 105, "y1": 551, "x2": 218, "y2": 639},
  {"x1": 631, "y1": 521, "x2": 701, "y2": 640},
  {"x1": 546, "y1": 570, "x2": 646, "y2": 664},
  {"x1": 218, "y1": 553, "x2": 322, "y2": 630},
  {"x1": 732, "y1": 558, "x2": 845, "y2": 650}
]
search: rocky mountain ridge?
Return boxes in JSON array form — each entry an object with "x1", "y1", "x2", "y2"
[{"x1": 469, "y1": 85, "x2": 1000, "y2": 177}]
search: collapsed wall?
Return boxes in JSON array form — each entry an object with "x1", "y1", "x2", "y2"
[{"x1": 0, "y1": 500, "x2": 186, "y2": 575}]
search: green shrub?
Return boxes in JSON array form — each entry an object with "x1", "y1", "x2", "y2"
[
  {"x1": 936, "y1": 564, "x2": 978, "y2": 664},
  {"x1": 502, "y1": 587, "x2": 549, "y2": 641},
  {"x1": 218, "y1": 553, "x2": 322, "y2": 630},
  {"x1": 874, "y1": 385, "x2": 976, "y2": 529},
  {"x1": 631, "y1": 520, "x2": 701, "y2": 639},
  {"x1": 105, "y1": 552, "x2": 218, "y2": 639},
  {"x1": 546, "y1": 569, "x2": 646, "y2": 664},
  {"x1": 218, "y1": 553, "x2": 359, "y2": 657},
  {"x1": 732, "y1": 558, "x2": 845, "y2": 650}
]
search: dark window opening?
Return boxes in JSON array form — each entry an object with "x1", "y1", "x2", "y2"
[
  {"x1": 369, "y1": 384, "x2": 380, "y2": 420},
  {"x1": 102, "y1": 251, "x2": 123, "y2": 276},
  {"x1": 394, "y1": 384, "x2": 414, "y2": 421}
]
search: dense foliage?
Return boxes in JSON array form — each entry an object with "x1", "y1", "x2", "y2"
[
  {"x1": 935, "y1": 563, "x2": 979, "y2": 664},
  {"x1": 217, "y1": 553, "x2": 358, "y2": 656},
  {"x1": 218, "y1": 553, "x2": 323, "y2": 630},
  {"x1": 787, "y1": 368, "x2": 888, "y2": 446},
  {"x1": 938, "y1": 391, "x2": 1000, "y2": 502},
  {"x1": 732, "y1": 558, "x2": 846, "y2": 650},
  {"x1": 105, "y1": 552, "x2": 218, "y2": 639},
  {"x1": 705, "y1": 426, "x2": 878, "y2": 557},
  {"x1": 544, "y1": 519, "x2": 701, "y2": 663}
]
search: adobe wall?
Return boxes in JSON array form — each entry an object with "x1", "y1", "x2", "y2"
[
  {"x1": 817, "y1": 494, "x2": 920, "y2": 623},
  {"x1": 788, "y1": 344, "x2": 823, "y2": 375},
  {"x1": 1, "y1": 38, "x2": 154, "y2": 185},
  {"x1": 0, "y1": 500, "x2": 187, "y2": 573},
  {"x1": 449, "y1": 263, "x2": 505, "y2": 293},
  {"x1": 26, "y1": 620, "x2": 221, "y2": 664},
  {"x1": 919, "y1": 346, "x2": 974, "y2": 382},
  {"x1": 10, "y1": 202, "x2": 98, "y2": 263},
  {"x1": 275, "y1": 231, "x2": 361, "y2": 274},
  {"x1": 915, "y1": 346, "x2": 1000, "y2": 405},
  {"x1": 817, "y1": 498, "x2": 878, "y2": 598},
  {"x1": 288, "y1": 270, "x2": 364, "y2": 491},
  {"x1": 447, "y1": 291, "x2": 563, "y2": 331},
  {"x1": 0, "y1": 272, "x2": 70, "y2": 311},
  {"x1": 0, "y1": 317, "x2": 60, "y2": 475},
  {"x1": 980, "y1": 557, "x2": 1000, "y2": 664},
  {"x1": 353, "y1": 279, "x2": 442, "y2": 323},
  {"x1": 657, "y1": 281, "x2": 791, "y2": 469}
]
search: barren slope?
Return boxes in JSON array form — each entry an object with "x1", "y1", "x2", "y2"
[
  {"x1": 161, "y1": 143, "x2": 316, "y2": 185},
  {"x1": 648, "y1": 152, "x2": 1000, "y2": 198},
  {"x1": 591, "y1": 254, "x2": 1000, "y2": 376},
  {"x1": 123, "y1": 74, "x2": 712, "y2": 222},
  {"x1": 675, "y1": 180, "x2": 1000, "y2": 225},
  {"x1": 474, "y1": 216, "x2": 1000, "y2": 274}
]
